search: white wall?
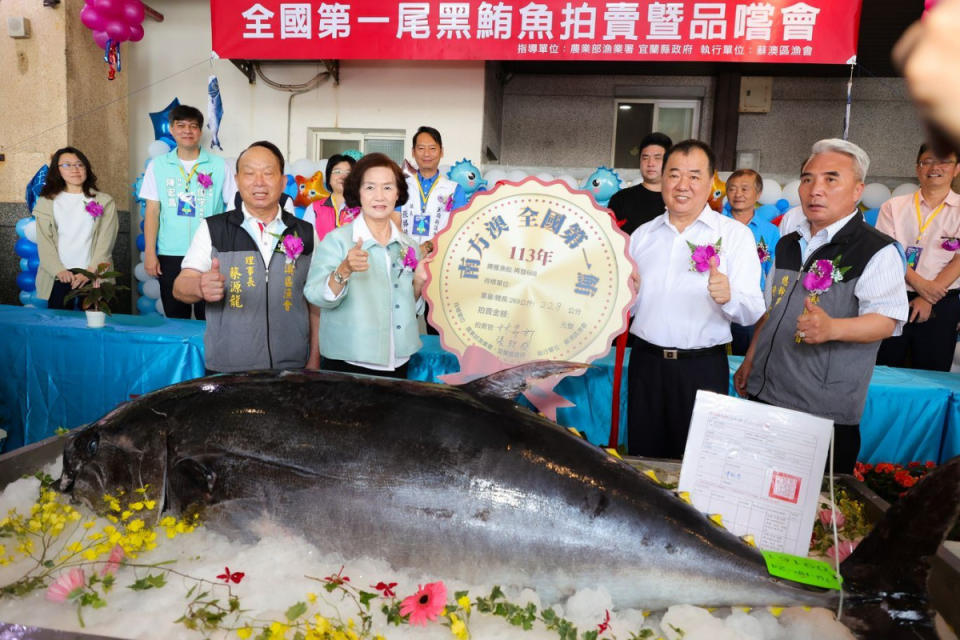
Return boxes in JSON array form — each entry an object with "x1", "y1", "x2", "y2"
[{"x1": 127, "y1": 0, "x2": 485, "y2": 179}]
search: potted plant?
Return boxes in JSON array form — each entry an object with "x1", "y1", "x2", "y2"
[{"x1": 62, "y1": 262, "x2": 128, "y2": 328}]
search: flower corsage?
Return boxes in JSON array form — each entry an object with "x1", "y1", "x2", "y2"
[
  {"x1": 196, "y1": 172, "x2": 213, "y2": 190},
  {"x1": 85, "y1": 201, "x2": 103, "y2": 219},
  {"x1": 279, "y1": 233, "x2": 304, "y2": 265},
  {"x1": 757, "y1": 238, "x2": 771, "y2": 263},
  {"x1": 941, "y1": 236, "x2": 960, "y2": 252},
  {"x1": 686, "y1": 238, "x2": 722, "y2": 272},
  {"x1": 795, "y1": 255, "x2": 850, "y2": 343}
]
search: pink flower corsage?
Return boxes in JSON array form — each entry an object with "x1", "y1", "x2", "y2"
[
  {"x1": 339, "y1": 207, "x2": 361, "y2": 226},
  {"x1": 941, "y1": 237, "x2": 960, "y2": 251},
  {"x1": 445, "y1": 194, "x2": 455, "y2": 212},
  {"x1": 85, "y1": 201, "x2": 103, "y2": 218},
  {"x1": 686, "y1": 238, "x2": 722, "y2": 272},
  {"x1": 196, "y1": 172, "x2": 213, "y2": 189},
  {"x1": 403, "y1": 246, "x2": 418, "y2": 270},
  {"x1": 757, "y1": 239, "x2": 771, "y2": 263},
  {"x1": 282, "y1": 233, "x2": 304, "y2": 264},
  {"x1": 796, "y1": 255, "x2": 850, "y2": 343}
]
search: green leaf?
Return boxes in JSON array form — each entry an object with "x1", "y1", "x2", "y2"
[
  {"x1": 490, "y1": 585, "x2": 504, "y2": 601},
  {"x1": 582, "y1": 631, "x2": 598, "y2": 640},
  {"x1": 128, "y1": 573, "x2": 166, "y2": 591},
  {"x1": 43, "y1": 560, "x2": 55, "y2": 568},
  {"x1": 285, "y1": 601, "x2": 307, "y2": 621},
  {"x1": 359, "y1": 590, "x2": 377, "y2": 609}
]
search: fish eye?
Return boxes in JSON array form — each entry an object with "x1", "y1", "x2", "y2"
[
  {"x1": 592, "y1": 179, "x2": 601, "y2": 187},
  {"x1": 467, "y1": 172, "x2": 476, "y2": 180},
  {"x1": 86, "y1": 433, "x2": 99, "y2": 456}
]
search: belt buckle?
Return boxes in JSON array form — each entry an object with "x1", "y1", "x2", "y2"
[{"x1": 663, "y1": 349, "x2": 678, "y2": 360}]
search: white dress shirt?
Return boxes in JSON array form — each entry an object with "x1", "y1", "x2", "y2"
[
  {"x1": 629, "y1": 204, "x2": 765, "y2": 349},
  {"x1": 790, "y1": 211, "x2": 908, "y2": 335},
  {"x1": 181, "y1": 204, "x2": 285, "y2": 272}
]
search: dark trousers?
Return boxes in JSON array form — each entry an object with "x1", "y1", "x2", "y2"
[
  {"x1": 730, "y1": 322, "x2": 755, "y2": 357},
  {"x1": 876, "y1": 292, "x2": 960, "y2": 372},
  {"x1": 627, "y1": 344, "x2": 728, "y2": 458},
  {"x1": 422, "y1": 299, "x2": 438, "y2": 335},
  {"x1": 322, "y1": 357, "x2": 408, "y2": 379},
  {"x1": 47, "y1": 277, "x2": 82, "y2": 310},
  {"x1": 158, "y1": 254, "x2": 205, "y2": 320}
]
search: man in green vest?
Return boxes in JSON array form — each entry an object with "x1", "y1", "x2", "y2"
[{"x1": 139, "y1": 104, "x2": 236, "y2": 319}]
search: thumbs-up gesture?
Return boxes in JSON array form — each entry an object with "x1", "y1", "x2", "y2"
[
  {"x1": 707, "y1": 256, "x2": 730, "y2": 305},
  {"x1": 199, "y1": 257, "x2": 225, "y2": 302},
  {"x1": 344, "y1": 238, "x2": 369, "y2": 274},
  {"x1": 795, "y1": 297, "x2": 833, "y2": 344}
]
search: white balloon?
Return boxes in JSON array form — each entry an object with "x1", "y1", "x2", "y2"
[
  {"x1": 558, "y1": 174, "x2": 579, "y2": 190},
  {"x1": 535, "y1": 172, "x2": 555, "y2": 182},
  {"x1": 860, "y1": 182, "x2": 892, "y2": 209},
  {"x1": 23, "y1": 220, "x2": 37, "y2": 243},
  {"x1": 289, "y1": 158, "x2": 316, "y2": 178},
  {"x1": 134, "y1": 262, "x2": 149, "y2": 282},
  {"x1": 484, "y1": 168, "x2": 507, "y2": 185},
  {"x1": 506, "y1": 169, "x2": 528, "y2": 182},
  {"x1": 757, "y1": 179, "x2": 782, "y2": 205},
  {"x1": 143, "y1": 279, "x2": 161, "y2": 299},
  {"x1": 892, "y1": 182, "x2": 919, "y2": 198},
  {"x1": 139, "y1": 251, "x2": 145, "y2": 262},
  {"x1": 155, "y1": 297, "x2": 165, "y2": 316},
  {"x1": 781, "y1": 179, "x2": 801, "y2": 207},
  {"x1": 147, "y1": 140, "x2": 171, "y2": 158}
]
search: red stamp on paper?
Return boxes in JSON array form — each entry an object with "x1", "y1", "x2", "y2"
[{"x1": 768, "y1": 471, "x2": 802, "y2": 503}]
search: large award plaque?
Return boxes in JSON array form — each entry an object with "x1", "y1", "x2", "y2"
[{"x1": 425, "y1": 178, "x2": 635, "y2": 379}]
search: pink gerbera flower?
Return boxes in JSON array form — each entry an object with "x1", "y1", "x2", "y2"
[
  {"x1": 101, "y1": 544, "x2": 124, "y2": 576},
  {"x1": 826, "y1": 540, "x2": 858, "y2": 564},
  {"x1": 46, "y1": 568, "x2": 86, "y2": 602},
  {"x1": 400, "y1": 581, "x2": 447, "y2": 626}
]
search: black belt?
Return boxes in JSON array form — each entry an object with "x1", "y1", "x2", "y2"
[{"x1": 634, "y1": 338, "x2": 727, "y2": 360}]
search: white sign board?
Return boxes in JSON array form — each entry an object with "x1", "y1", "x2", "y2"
[{"x1": 678, "y1": 391, "x2": 832, "y2": 556}]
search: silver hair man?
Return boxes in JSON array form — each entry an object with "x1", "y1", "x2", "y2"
[{"x1": 805, "y1": 138, "x2": 871, "y2": 183}]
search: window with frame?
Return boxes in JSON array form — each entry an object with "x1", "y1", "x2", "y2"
[
  {"x1": 612, "y1": 100, "x2": 700, "y2": 168},
  {"x1": 308, "y1": 128, "x2": 406, "y2": 164}
]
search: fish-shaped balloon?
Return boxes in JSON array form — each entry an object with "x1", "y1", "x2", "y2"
[{"x1": 207, "y1": 75, "x2": 224, "y2": 151}]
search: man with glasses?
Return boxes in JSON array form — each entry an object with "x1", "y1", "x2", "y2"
[
  {"x1": 139, "y1": 104, "x2": 236, "y2": 319},
  {"x1": 876, "y1": 143, "x2": 960, "y2": 370}
]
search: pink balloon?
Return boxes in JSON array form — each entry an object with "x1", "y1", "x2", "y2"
[
  {"x1": 128, "y1": 22, "x2": 144, "y2": 42},
  {"x1": 93, "y1": 0, "x2": 123, "y2": 18},
  {"x1": 105, "y1": 18, "x2": 129, "y2": 42},
  {"x1": 92, "y1": 29, "x2": 110, "y2": 49},
  {"x1": 122, "y1": 0, "x2": 145, "y2": 25},
  {"x1": 80, "y1": 4, "x2": 104, "y2": 30}
]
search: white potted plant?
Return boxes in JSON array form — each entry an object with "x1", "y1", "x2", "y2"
[{"x1": 62, "y1": 262, "x2": 128, "y2": 328}]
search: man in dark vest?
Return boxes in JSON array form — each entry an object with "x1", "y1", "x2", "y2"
[
  {"x1": 174, "y1": 141, "x2": 320, "y2": 373},
  {"x1": 734, "y1": 139, "x2": 908, "y2": 473}
]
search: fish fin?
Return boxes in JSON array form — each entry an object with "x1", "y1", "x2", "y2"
[
  {"x1": 457, "y1": 361, "x2": 590, "y2": 400},
  {"x1": 839, "y1": 456, "x2": 960, "y2": 639}
]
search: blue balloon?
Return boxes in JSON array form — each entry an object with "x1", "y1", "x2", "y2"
[
  {"x1": 136, "y1": 233, "x2": 146, "y2": 251},
  {"x1": 19, "y1": 291, "x2": 32, "y2": 306},
  {"x1": 140, "y1": 219, "x2": 145, "y2": 232},
  {"x1": 863, "y1": 207, "x2": 880, "y2": 227},
  {"x1": 137, "y1": 282, "x2": 145, "y2": 295},
  {"x1": 755, "y1": 204, "x2": 780, "y2": 222},
  {"x1": 723, "y1": 201, "x2": 731, "y2": 212},
  {"x1": 19, "y1": 259, "x2": 28, "y2": 271},
  {"x1": 28, "y1": 256, "x2": 39, "y2": 272},
  {"x1": 16, "y1": 271, "x2": 36, "y2": 292},
  {"x1": 295, "y1": 206, "x2": 307, "y2": 219},
  {"x1": 284, "y1": 174, "x2": 297, "y2": 199},
  {"x1": 15, "y1": 217, "x2": 32, "y2": 238},
  {"x1": 149, "y1": 98, "x2": 181, "y2": 148},
  {"x1": 137, "y1": 295, "x2": 157, "y2": 315},
  {"x1": 25, "y1": 166, "x2": 48, "y2": 213},
  {"x1": 775, "y1": 198, "x2": 790, "y2": 213},
  {"x1": 14, "y1": 238, "x2": 38, "y2": 259}
]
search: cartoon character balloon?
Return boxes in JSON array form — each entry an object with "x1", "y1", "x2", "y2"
[
  {"x1": 446, "y1": 159, "x2": 488, "y2": 198},
  {"x1": 294, "y1": 171, "x2": 330, "y2": 208},
  {"x1": 581, "y1": 167, "x2": 622, "y2": 207},
  {"x1": 707, "y1": 171, "x2": 726, "y2": 212}
]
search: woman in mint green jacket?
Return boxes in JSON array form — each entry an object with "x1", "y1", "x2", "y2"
[{"x1": 304, "y1": 153, "x2": 426, "y2": 378}]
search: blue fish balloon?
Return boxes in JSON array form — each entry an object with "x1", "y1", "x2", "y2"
[
  {"x1": 207, "y1": 75, "x2": 224, "y2": 151},
  {"x1": 25, "y1": 165, "x2": 49, "y2": 214}
]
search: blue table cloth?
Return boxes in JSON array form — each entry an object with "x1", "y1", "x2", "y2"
[{"x1": 1, "y1": 304, "x2": 957, "y2": 465}]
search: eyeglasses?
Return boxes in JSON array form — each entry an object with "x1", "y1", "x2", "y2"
[
  {"x1": 918, "y1": 159, "x2": 958, "y2": 168},
  {"x1": 58, "y1": 163, "x2": 85, "y2": 170},
  {"x1": 330, "y1": 169, "x2": 350, "y2": 175}
]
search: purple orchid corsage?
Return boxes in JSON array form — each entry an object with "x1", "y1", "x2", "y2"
[
  {"x1": 445, "y1": 194, "x2": 455, "y2": 212},
  {"x1": 796, "y1": 255, "x2": 851, "y2": 343},
  {"x1": 686, "y1": 238, "x2": 722, "y2": 272},
  {"x1": 85, "y1": 201, "x2": 103, "y2": 218},
  {"x1": 757, "y1": 239, "x2": 771, "y2": 263},
  {"x1": 340, "y1": 207, "x2": 361, "y2": 226},
  {"x1": 197, "y1": 172, "x2": 213, "y2": 190},
  {"x1": 941, "y1": 237, "x2": 960, "y2": 252},
  {"x1": 403, "y1": 246, "x2": 419, "y2": 270},
  {"x1": 282, "y1": 234, "x2": 304, "y2": 264}
]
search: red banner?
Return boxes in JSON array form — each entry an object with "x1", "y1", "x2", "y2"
[{"x1": 211, "y1": 1, "x2": 862, "y2": 64}]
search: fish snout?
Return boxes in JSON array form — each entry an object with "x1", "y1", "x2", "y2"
[{"x1": 57, "y1": 473, "x2": 75, "y2": 494}]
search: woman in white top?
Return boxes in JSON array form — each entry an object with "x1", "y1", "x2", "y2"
[{"x1": 34, "y1": 147, "x2": 118, "y2": 309}]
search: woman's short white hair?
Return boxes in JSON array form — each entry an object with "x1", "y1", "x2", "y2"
[{"x1": 804, "y1": 139, "x2": 870, "y2": 183}]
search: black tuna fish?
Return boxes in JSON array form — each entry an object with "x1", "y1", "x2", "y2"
[{"x1": 57, "y1": 367, "x2": 960, "y2": 639}]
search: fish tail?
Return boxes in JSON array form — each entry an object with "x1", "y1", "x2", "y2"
[{"x1": 839, "y1": 456, "x2": 959, "y2": 639}]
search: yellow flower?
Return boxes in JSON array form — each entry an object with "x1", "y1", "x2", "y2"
[
  {"x1": 457, "y1": 595, "x2": 471, "y2": 614},
  {"x1": 130, "y1": 502, "x2": 144, "y2": 511},
  {"x1": 159, "y1": 516, "x2": 176, "y2": 527},
  {"x1": 313, "y1": 615, "x2": 331, "y2": 634},
  {"x1": 67, "y1": 542, "x2": 84, "y2": 553},
  {"x1": 83, "y1": 549, "x2": 98, "y2": 561},
  {"x1": 236, "y1": 627, "x2": 253, "y2": 639},
  {"x1": 449, "y1": 613, "x2": 468, "y2": 640},
  {"x1": 268, "y1": 621, "x2": 289, "y2": 639},
  {"x1": 121, "y1": 510, "x2": 133, "y2": 521},
  {"x1": 307, "y1": 592, "x2": 317, "y2": 603},
  {"x1": 126, "y1": 519, "x2": 145, "y2": 532},
  {"x1": 144, "y1": 500, "x2": 156, "y2": 510}
]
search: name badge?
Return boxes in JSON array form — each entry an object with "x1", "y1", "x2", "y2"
[
  {"x1": 412, "y1": 214, "x2": 431, "y2": 237},
  {"x1": 177, "y1": 193, "x2": 196, "y2": 217},
  {"x1": 905, "y1": 246, "x2": 923, "y2": 269}
]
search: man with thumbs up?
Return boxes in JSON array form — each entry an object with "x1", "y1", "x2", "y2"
[
  {"x1": 735, "y1": 139, "x2": 908, "y2": 473},
  {"x1": 626, "y1": 140, "x2": 765, "y2": 459},
  {"x1": 174, "y1": 141, "x2": 320, "y2": 373}
]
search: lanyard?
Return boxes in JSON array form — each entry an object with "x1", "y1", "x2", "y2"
[
  {"x1": 416, "y1": 173, "x2": 439, "y2": 211},
  {"x1": 914, "y1": 191, "x2": 947, "y2": 243},
  {"x1": 177, "y1": 162, "x2": 201, "y2": 191}
]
